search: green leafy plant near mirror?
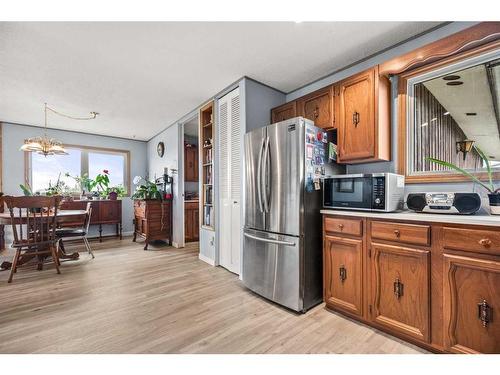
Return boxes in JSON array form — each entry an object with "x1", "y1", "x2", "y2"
[
  {"x1": 426, "y1": 146, "x2": 500, "y2": 214},
  {"x1": 132, "y1": 176, "x2": 162, "y2": 200}
]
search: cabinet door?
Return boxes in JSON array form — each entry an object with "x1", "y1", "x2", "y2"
[
  {"x1": 185, "y1": 146, "x2": 198, "y2": 182},
  {"x1": 99, "y1": 201, "x2": 120, "y2": 223},
  {"x1": 324, "y1": 235, "x2": 363, "y2": 316},
  {"x1": 371, "y1": 243, "x2": 430, "y2": 342},
  {"x1": 444, "y1": 254, "x2": 500, "y2": 353},
  {"x1": 297, "y1": 86, "x2": 334, "y2": 129},
  {"x1": 271, "y1": 101, "x2": 296, "y2": 123},
  {"x1": 338, "y1": 68, "x2": 375, "y2": 161}
]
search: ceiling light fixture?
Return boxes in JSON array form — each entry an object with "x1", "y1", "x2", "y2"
[
  {"x1": 20, "y1": 103, "x2": 99, "y2": 157},
  {"x1": 443, "y1": 75, "x2": 461, "y2": 81},
  {"x1": 446, "y1": 81, "x2": 464, "y2": 86}
]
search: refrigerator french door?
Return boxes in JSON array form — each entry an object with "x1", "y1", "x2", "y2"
[
  {"x1": 243, "y1": 117, "x2": 337, "y2": 312},
  {"x1": 244, "y1": 120, "x2": 303, "y2": 236}
]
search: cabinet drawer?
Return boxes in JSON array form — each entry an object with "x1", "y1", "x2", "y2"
[
  {"x1": 371, "y1": 221, "x2": 430, "y2": 246},
  {"x1": 324, "y1": 216, "x2": 363, "y2": 237},
  {"x1": 443, "y1": 227, "x2": 500, "y2": 256}
]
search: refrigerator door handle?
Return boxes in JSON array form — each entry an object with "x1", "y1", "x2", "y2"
[
  {"x1": 262, "y1": 136, "x2": 270, "y2": 212},
  {"x1": 256, "y1": 137, "x2": 265, "y2": 213},
  {"x1": 244, "y1": 232, "x2": 296, "y2": 247}
]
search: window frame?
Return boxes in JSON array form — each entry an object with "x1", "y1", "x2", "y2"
[{"x1": 24, "y1": 143, "x2": 131, "y2": 197}]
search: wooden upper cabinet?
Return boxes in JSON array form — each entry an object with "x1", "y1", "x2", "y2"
[
  {"x1": 444, "y1": 254, "x2": 500, "y2": 354},
  {"x1": 271, "y1": 101, "x2": 297, "y2": 123},
  {"x1": 338, "y1": 66, "x2": 390, "y2": 163},
  {"x1": 371, "y1": 242, "x2": 430, "y2": 343},
  {"x1": 184, "y1": 145, "x2": 198, "y2": 182},
  {"x1": 324, "y1": 235, "x2": 363, "y2": 317},
  {"x1": 297, "y1": 85, "x2": 336, "y2": 130}
]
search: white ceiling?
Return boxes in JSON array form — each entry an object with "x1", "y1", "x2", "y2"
[
  {"x1": 424, "y1": 63, "x2": 500, "y2": 161},
  {"x1": 0, "y1": 22, "x2": 442, "y2": 141}
]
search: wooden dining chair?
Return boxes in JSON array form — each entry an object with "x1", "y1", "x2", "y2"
[
  {"x1": 56, "y1": 202, "x2": 94, "y2": 259},
  {"x1": 3, "y1": 195, "x2": 62, "y2": 283}
]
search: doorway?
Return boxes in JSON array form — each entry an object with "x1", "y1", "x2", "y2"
[{"x1": 183, "y1": 116, "x2": 200, "y2": 243}]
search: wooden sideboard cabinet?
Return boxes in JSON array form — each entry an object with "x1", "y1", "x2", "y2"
[
  {"x1": 323, "y1": 213, "x2": 500, "y2": 353},
  {"x1": 271, "y1": 101, "x2": 297, "y2": 123},
  {"x1": 133, "y1": 199, "x2": 172, "y2": 250},
  {"x1": 60, "y1": 199, "x2": 122, "y2": 241}
]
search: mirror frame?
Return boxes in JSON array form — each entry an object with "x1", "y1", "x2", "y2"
[{"x1": 397, "y1": 40, "x2": 500, "y2": 183}]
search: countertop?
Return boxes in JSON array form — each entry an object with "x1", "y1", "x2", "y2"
[
  {"x1": 320, "y1": 209, "x2": 500, "y2": 227},
  {"x1": 184, "y1": 199, "x2": 199, "y2": 203}
]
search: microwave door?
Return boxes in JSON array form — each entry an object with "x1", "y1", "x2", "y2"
[
  {"x1": 330, "y1": 176, "x2": 373, "y2": 209},
  {"x1": 244, "y1": 127, "x2": 266, "y2": 231}
]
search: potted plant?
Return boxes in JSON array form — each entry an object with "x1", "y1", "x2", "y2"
[
  {"x1": 132, "y1": 176, "x2": 162, "y2": 200},
  {"x1": 65, "y1": 172, "x2": 96, "y2": 199},
  {"x1": 427, "y1": 146, "x2": 500, "y2": 215},
  {"x1": 106, "y1": 185, "x2": 126, "y2": 200},
  {"x1": 94, "y1": 170, "x2": 111, "y2": 199}
]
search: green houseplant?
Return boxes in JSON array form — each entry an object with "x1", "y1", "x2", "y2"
[
  {"x1": 132, "y1": 176, "x2": 162, "y2": 200},
  {"x1": 426, "y1": 146, "x2": 500, "y2": 215}
]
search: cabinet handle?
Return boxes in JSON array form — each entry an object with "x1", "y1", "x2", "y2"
[
  {"x1": 393, "y1": 278, "x2": 404, "y2": 299},
  {"x1": 478, "y1": 299, "x2": 492, "y2": 328},
  {"x1": 339, "y1": 265, "x2": 347, "y2": 283},
  {"x1": 352, "y1": 111, "x2": 360, "y2": 126},
  {"x1": 338, "y1": 223, "x2": 344, "y2": 231},
  {"x1": 479, "y1": 238, "x2": 492, "y2": 247},
  {"x1": 313, "y1": 106, "x2": 319, "y2": 118},
  {"x1": 394, "y1": 229, "x2": 400, "y2": 238}
]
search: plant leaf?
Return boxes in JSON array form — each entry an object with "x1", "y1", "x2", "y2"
[
  {"x1": 473, "y1": 145, "x2": 494, "y2": 192},
  {"x1": 426, "y1": 157, "x2": 493, "y2": 193}
]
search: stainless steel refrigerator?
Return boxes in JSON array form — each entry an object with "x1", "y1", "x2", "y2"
[{"x1": 243, "y1": 117, "x2": 344, "y2": 312}]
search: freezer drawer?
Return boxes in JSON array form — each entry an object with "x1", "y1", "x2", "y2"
[{"x1": 242, "y1": 228, "x2": 302, "y2": 312}]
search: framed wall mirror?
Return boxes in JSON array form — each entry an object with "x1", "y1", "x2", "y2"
[{"x1": 398, "y1": 42, "x2": 500, "y2": 183}]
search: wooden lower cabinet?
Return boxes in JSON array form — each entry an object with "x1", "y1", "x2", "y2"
[
  {"x1": 371, "y1": 243, "x2": 430, "y2": 342},
  {"x1": 133, "y1": 199, "x2": 172, "y2": 250},
  {"x1": 324, "y1": 235, "x2": 363, "y2": 316},
  {"x1": 185, "y1": 201, "x2": 199, "y2": 242},
  {"x1": 60, "y1": 199, "x2": 122, "y2": 241},
  {"x1": 443, "y1": 254, "x2": 500, "y2": 353},
  {"x1": 323, "y1": 214, "x2": 500, "y2": 353}
]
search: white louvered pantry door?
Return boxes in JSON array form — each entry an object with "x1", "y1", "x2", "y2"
[{"x1": 218, "y1": 87, "x2": 241, "y2": 274}]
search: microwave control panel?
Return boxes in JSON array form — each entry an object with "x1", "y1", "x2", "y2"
[{"x1": 372, "y1": 176, "x2": 386, "y2": 209}]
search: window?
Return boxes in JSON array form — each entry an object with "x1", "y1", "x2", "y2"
[{"x1": 27, "y1": 145, "x2": 130, "y2": 195}]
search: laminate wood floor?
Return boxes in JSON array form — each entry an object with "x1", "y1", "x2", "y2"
[{"x1": 0, "y1": 237, "x2": 427, "y2": 354}]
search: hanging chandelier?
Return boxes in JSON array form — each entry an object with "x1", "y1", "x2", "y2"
[{"x1": 20, "y1": 103, "x2": 99, "y2": 157}]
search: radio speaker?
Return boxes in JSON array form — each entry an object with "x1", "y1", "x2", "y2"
[
  {"x1": 406, "y1": 193, "x2": 426, "y2": 211},
  {"x1": 454, "y1": 193, "x2": 482, "y2": 214}
]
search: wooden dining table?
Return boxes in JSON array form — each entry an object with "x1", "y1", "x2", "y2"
[{"x1": 0, "y1": 209, "x2": 87, "y2": 269}]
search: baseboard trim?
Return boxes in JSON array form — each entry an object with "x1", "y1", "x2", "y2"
[{"x1": 198, "y1": 253, "x2": 215, "y2": 266}]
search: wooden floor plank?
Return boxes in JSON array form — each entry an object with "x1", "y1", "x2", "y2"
[{"x1": 0, "y1": 237, "x2": 427, "y2": 354}]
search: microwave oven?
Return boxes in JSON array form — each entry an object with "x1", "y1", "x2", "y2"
[{"x1": 323, "y1": 173, "x2": 405, "y2": 212}]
